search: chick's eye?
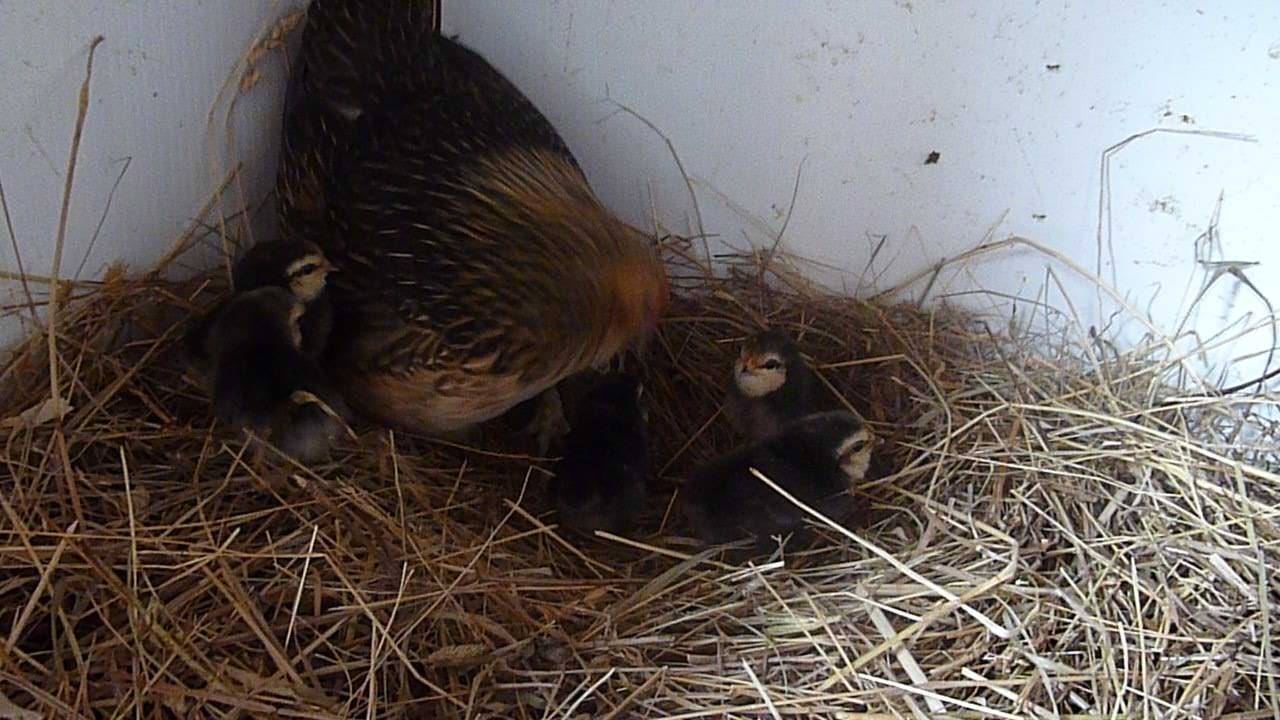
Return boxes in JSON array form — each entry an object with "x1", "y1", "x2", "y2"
[
  {"x1": 294, "y1": 263, "x2": 320, "y2": 277},
  {"x1": 761, "y1": 359, "x2": 782, "y2": 370}
]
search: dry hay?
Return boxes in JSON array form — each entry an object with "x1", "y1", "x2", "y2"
[{"x1": 2, "y1": 221, "x2": 1278, "y2": 720}]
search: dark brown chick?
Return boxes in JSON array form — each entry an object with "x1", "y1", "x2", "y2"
[
  {"x1": 204, "y1": 287, "x2": 350, "y2": 463},
  {"x1": 548, "y1": 372, "x2": 651, "y2": 537},
  {"x1": 680, "y1": 411, "x2": 874, "y2": 553},
  {"x1": 276, "y1": 0, "x2": 669, "y2": 441},
  {"x1": 726, "y1": 329, "x2": 820, "y2": 441},
  {"x1": 183, "y1": 239, "x2": 334, "y2": 378},
  {"x1": 231, "y1": 239, "x2": 334, "y2": 358}
]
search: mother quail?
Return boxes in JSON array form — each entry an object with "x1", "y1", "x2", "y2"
[{"x1": 276, "y1": 0, "x2": 669, "y2": 445}]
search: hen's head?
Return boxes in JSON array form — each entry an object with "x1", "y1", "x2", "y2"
[
  {"x1": 558, "y1": 215, "x2": 667, "y2": 363},
  {"x1": 461, "y1": 149, "x2": 671, "y2": 368},
  {"x1": 608, "y1": 233, "x2": 669, "y2": 342}
]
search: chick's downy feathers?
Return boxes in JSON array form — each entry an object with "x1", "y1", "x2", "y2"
[
  {"x1": 727, "y1": 328, "x2": 820, "y2": 440},
  {"x1": 549, "y1": 373, "x2": 651, "y2": 536},
  {"x1": 231, "y1": 239, "x2": 334, "y2": 358},
  {"x1": 182, "y1": 239, "x2": 335, "y2": 375},
  {"x1": 681, "y1": 411, "x2": 874, "y2": 550},
  {"x1": 203, "y1": 287, "x2": 349, "y2": 463}
]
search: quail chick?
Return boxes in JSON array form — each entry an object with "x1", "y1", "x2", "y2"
[
  {"x1": 231, "y1": 239, "x2": 334, "y2": 358},
  {"x1": 205, "y1": 286, "x2": 349, "y2": 463},
  {"x1": 727, "y1": 329, "x2": 820, "y2": 441},
  {"x1": 182, "y1": 239, "x2": 334, "y2": 382},
  {"x1": 277, "y1": 0, "x2": 668, "y2": 443},
  {"x1": 182, "y1": 300, "x2": 224, "y2": 384},
  {"x1": 680, "y1": 411, "x2": 874, "y2": 551},
  {"x1": 548, "y1": 373, "x2": 650, "y2": 537}
]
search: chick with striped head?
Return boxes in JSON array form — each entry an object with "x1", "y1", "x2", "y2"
[
  {"x1": 727, "y1": 329, "x2": 820, "y2": 441},
  {"x1": 276, "y1": 0, "x2": 668, "y2": 443},
  {"x1": 680, "y1": 410, "x2": 875, "y2": 553},
  {"x1": 182, "y1": 238, "x2": 334, "y2": 385},
  {"x1": 203, "y1": 286, "x2": 350, "y2": 463},
  {"x1": 230, "y1": 239, "x2": 334, "y2": 359}
]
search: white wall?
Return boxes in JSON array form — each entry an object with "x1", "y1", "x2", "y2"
[
  {"x1": 445, "y1": 1, "x2": 1280, "y2": 386},
  {"x1": 3, "y1": 1, "x2": 1277, "y2": 386},
  {"x1": 0, "y1": 0, "x2": 299, "y2": 346}
]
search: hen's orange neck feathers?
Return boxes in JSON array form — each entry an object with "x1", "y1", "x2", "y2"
[
  {"x1": 465, "y1": 146, "x2": 669, "y2": 351},
  {"x1": 609, "y1": 247, "x2": 668, "y2": 337}
]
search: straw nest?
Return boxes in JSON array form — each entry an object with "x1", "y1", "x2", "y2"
[{"x1": 2, "y1": 218, "x2": 1278, "y2": 720}]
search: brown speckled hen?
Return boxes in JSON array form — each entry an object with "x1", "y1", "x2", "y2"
[{"x1": 277, "y1": 0, "x2": 669, "y2": 442}]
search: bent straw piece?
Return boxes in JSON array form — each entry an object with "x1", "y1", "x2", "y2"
[{"x1": 747, "y1": 466, "x2": 1012, "y2": 639}]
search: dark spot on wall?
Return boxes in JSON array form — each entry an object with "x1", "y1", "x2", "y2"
[{"x1": 924, "y1": 151, "x2": 941, "y2": 165}]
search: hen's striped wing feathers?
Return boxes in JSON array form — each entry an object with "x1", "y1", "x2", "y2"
[{"x1": 276, "y1": 1, "x2": 667, "y2": 435}]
